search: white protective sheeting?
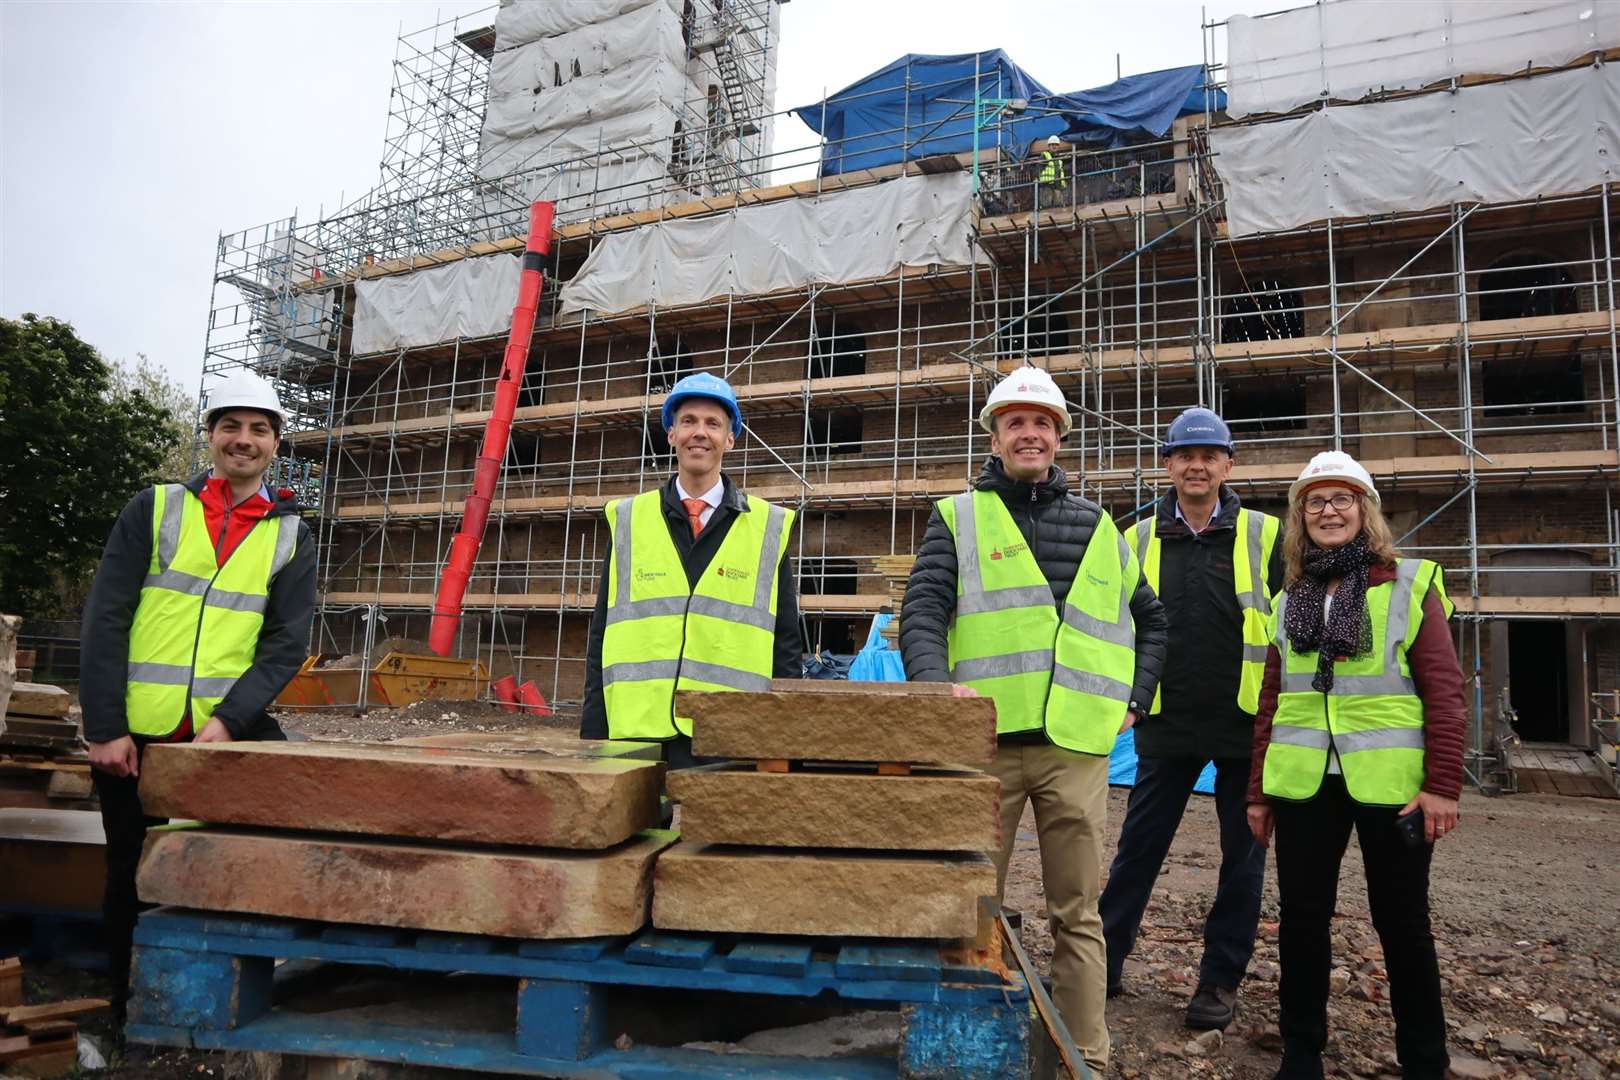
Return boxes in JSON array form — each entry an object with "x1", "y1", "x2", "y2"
[
  {"x1": 1212, "y1": 64, "x2": 1620, "y2": 238},
  {"x1": 352, "y1": 254, "x2": 522, "y2": 355},
  {"x1": 559, "y1": 172, "x2": 975, "y2": 315},
  {"x1": 1226, "y1": 0, "x2": 1618, "y2": 119},
  {"x1": 493, "y1": 0, "x2": 676, "y2": 47}
]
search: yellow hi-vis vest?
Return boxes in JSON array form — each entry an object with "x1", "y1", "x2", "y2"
[
  {"x1": 1127, "y1": 506, "x2": 1280, "y2": 715},
  {"x1": 126, "y1": 483, "x2": 299, "y2": 738},
  {"x1": 1039, "y1": 150, "x2": 1067, "y2": 188},
  {"x1": 941, "y1": 490, "x2": 1138, "y2": 755},
  {"x1": 1262, "y1": 558, "x2": 1454, "y2": 807},
  {"x1": 600, "y1": 489, "x2": 794, "y2": 740}
]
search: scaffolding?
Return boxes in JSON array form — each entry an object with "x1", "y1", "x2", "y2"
[{"x1": 198, "y1": 2, "x2": 1620, "y2": 792}]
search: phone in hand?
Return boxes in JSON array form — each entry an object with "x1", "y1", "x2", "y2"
[{"x1": 1394, "y1": 806, "x2": 1427, "y2": 848}]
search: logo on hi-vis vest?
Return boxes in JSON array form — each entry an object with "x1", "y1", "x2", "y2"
[
  {"x1": 714, "y1": 565, "x2": 750, "y2": 582},
  {"x1": 1086, "y1": 571, "x2": 1111, "y2": 588},
  {"x1": 988, "y1": 542, "x2": 1029, "y2": 561},
  {"x1": 634, "y1": 568, "x2": 667, "y2": 583}
]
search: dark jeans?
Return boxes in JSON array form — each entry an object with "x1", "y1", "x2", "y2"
[
  {"x1": 1272, "y1": 775, "x2": 1448, "y2": 1080},
  {"x1": 1100, "y1": 755, "x2": 1266, "y2": 991},
  {"x1": 91, "y1": 766, "x2": 166, "y2": 1015}
]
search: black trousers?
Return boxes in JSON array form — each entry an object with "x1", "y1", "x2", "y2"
[
  {"x1": 1271, "y1": 775, "x2": 1449, "y2": 1079},
  {"x1": 1100, "y1": 755, "x2": 1266, "y2": 991},
  {"x1": 90, "y1": 766, "x2": 165, "y2": 1015}
]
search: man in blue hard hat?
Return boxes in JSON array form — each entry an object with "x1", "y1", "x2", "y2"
[
  {"x1": 581, "y1": 372, "x2": 802, "y2": 768},
  {"x1": 1100, "y1": 406, "x2": 1284, "y2": 1032}
]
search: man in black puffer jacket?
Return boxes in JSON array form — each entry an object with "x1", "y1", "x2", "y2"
[{"x1": 901, "y1": 366, "x2": 1167, "y2": 1075}]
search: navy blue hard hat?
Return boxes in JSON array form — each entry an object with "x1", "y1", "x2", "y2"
[
  {"x1": 662, "y1": 372, "x2": 742, "y2": 437},
  {"x1": 1162, "y1": 407, "x2": 1234, "y2": 455}
]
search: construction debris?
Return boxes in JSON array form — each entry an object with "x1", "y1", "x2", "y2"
[
  {"x1": 138, "y1": 739, "x2": 663, "y2": 849},
  {"x1": 137, "y1": 826, "x2": 678, "y2": 940},
  {"x1": 0, "y1": 967, "x2": 108, "y2": 1079}
]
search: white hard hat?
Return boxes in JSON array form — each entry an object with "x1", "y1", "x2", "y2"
[
  {"x1": 1046, "y1": 134, "x2": 1062, "y2": 146},
  {"x1": 1289, "y1": 450, "x2": 1379, "y2": 505},
  {"x1": 979, "y1": 365, "x2": 1073, "y2": 436},
  {"x1": 205, "y1": 370, "x2": 287, "y2": 430}
]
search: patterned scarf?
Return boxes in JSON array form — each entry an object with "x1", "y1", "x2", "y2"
[{"x1": 1284, "y1": 533, "x2": 1376, "y2": 692}]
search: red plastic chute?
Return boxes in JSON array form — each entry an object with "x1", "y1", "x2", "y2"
[
  {"x1": 429, "y1": 201, "x2": 556, "y2": 656},
  {"x1": 517, "y1": 680, "x2": 553, "y2": 716},
  {"x1": 491, "y1": 674, "x2": 521, "y2": 713}
]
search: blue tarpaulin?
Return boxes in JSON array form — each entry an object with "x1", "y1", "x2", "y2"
[
  {"x1": 1110, "y1": 728, "x2": 1217, "y2": 794},
  {"x1": 793, "y1": 52, "x2": 1224, "y2": 176},
  {"x1": 847, "y1": 614, "x2": 907, "y2": 681}
]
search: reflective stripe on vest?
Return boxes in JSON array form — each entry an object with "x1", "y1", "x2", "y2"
[
  {"x1": 1127, "y1": 507, "x2": 1279, "y2": 714},
  {"x1": 125, "y1": 483, "x2": 298, "y2": 737},
  {"x1": 1262, "y1": 558, "x2": 1455, "y2": 807},
  {"x1": 943, "y1": 490, "x2": 1137, "y2": 755},
  {"x1": 600, "y1": 490, "x2": 794, "y2": 740}
]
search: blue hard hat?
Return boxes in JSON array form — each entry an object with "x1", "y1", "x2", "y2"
[
  {"x1": 662, "y1": 372, "x2": 743, "y2": 437},
  {"x1": 1162, "y1": 407, "x2": 1234, "y2": 455}
]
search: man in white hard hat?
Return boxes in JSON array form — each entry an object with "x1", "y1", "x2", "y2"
[
  {"x1": 79, "y1": 370, "x2": 316, "y2": 1023},
  {"x1": 901, "y1": 365, "x2": 1168, "y2": 1073},
  {"x1": 1038, "y1": 134, "x2": 1068, "y2": 209}
]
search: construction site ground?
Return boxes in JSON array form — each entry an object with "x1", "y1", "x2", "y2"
[{"x1": 27, "y1": 704, "x2": 1620, "y2": 1079}]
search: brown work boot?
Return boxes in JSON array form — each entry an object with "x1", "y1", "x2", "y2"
[{"x1": 1186, "y1": 983, "x2": 1238, "y2": 1030}]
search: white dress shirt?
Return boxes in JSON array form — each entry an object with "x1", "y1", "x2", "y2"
[{"x1": 674, "y1": 477, "x2": 724, "y2": 529}]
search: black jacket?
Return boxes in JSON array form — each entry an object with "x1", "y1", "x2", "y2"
[
  {"x1": 79, "y1": 472, "x2": 317, "y2": 743},
  {"x1": 580, "y1": 475, "x2": 803, "y2": 740},
  {"x1": 900, "y1": 457, "x2": 1169, "y2": 744},
  {"x1": 1130, "y1": 487, "x2": 1285, "y2": 761}
]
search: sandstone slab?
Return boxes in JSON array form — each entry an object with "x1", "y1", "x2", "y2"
[
  {"x1": 138, "y1": 826, "x2": 677, "y2": 939},
  {"x1": 138, "y1": 739, "x2": 662, "y2": 849},
  {"x1": 652, "y1": 845, "x2": 996, "y2": 938},
  {"x1": 682, "y1": 681, "x2": 995, "y2": 766},
  {"x1": 4, "y1": 683, "x2": 69, "y2": 719},
  {"x1": 394, "y1": 729, "x2": 662, "y2": 761},
  {"x1": 667, "y1": 764, "x2": 999, "y2": 852}
]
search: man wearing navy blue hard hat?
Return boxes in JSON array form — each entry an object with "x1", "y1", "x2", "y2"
[
  {"x1": 1100, "y1": 406, "x2": 1284, "y2": 1033},
  {"x1": 581, "y1": 372, "x2": 802, "y2": 768}
]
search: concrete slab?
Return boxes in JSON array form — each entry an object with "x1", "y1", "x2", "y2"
[
  {"x1": 682, "y1": 681, "x2": 996, "y2": 767},
  {"x1": 667, "y1": 764, "x2": 999, "y2": 852},
  {"x1": 652, "y1": 845, "x2": 996, "y2": 938},
  {"x1": 138, "y1": 826, "x2": 677, "y2": 939},
  {"x1": 138, "y1": 740, "x2": 662, "y2": 849}
]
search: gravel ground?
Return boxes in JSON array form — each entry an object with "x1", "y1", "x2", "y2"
[{"x1": 1003, "y1": 786, "x2": 1620, "y2": 1078}]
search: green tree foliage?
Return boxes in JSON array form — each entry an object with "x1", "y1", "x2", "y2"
[
  {"x1": 0, "y1": 314, "x2": 187, "y2": 617},
  {"x1": 114, "y1": 352, "x2": 200, "y2": 481}
]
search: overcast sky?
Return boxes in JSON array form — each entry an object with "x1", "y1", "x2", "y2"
[{"x1": 1, "y1": 0, "x2": 1275, "y2": 394}]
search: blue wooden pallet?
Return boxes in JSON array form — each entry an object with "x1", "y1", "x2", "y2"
[{"x1": 126, "y1": 907, "x2": 1030, "y2": 1079}]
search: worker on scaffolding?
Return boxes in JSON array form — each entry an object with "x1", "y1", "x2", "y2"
[
  {"x1": 1037, "y1": 133, "x2": 1069, "y2": 210},
  {"x1": 900, "y1": 365, "x2": 1167, "y2": 1075},
  {"x1": 580, "y1": 372, "x2": 802, "y2": 769},
  {"x1": 1098, "y1": 407, "x2": 1282, "y2": 1033},
  {"x1": 78, "y1": 370, "x2": 317, "y2": 1027}
]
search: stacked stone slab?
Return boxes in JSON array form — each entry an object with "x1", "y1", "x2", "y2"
[
  {"x1": 654, "y1": 681, "x2": 1000, "y2": 939},
  {"x1": 136, "y1": 731, "x2": 672, "y2": 939}
]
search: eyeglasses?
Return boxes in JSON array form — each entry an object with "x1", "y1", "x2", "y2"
[{"x1": 1303, "y1": 492, "x2": 1357, "y2": 515}]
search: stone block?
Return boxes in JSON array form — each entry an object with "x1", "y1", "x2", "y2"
[
  {"x1": 138, "y1": 740, "x2": 662, "y2": 849},
  {"x1": 138, "y1": 826, "x2": 677, "y2": 939},
  {"x1": 652, "y1": 845, "x2": 996, "y2": 938},
  {"x1": 682, "y1": 681, "x2": 995, "y2": 767},
  {"x1": 667, "y1": 764, "x2": 999, "y2": 852},
  {"x1": 5, "y1": 683, "x2": 69, "y2": 719},
  {"x1": 394, "y1": 730, "x2": 662, "y2": 761}
]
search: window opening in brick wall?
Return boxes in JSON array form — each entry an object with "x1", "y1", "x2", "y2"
[
  {"x1": 998, "y1": 309, "x2": 1071, "y2": 359},
  {"x1": 1479, "y1": 254, "x2": 1576, "y2": 322},
  {"x1": 648, "y1": 333, "x2": 693, "y2": 394},
  {"x1": 808, "y1": 317, "x2": 867, "y2": 380},
  {"x1": 1220, "y1": 277, "x2": 1304, "y2": 343},
  {"x1": 1222, "y1": 375, "x2": 1307, "y2": 433},
  {"x1": 1483, "y1": 341, "x2": 1584, "y2": 417},
  {"x1": 807, "y1": 407, "x2": 863, "y2": 457}
]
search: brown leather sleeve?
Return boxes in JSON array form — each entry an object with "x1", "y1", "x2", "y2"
[
  {"x1": 1248, "y1": 644, "x2": 1282, "y2": 804},
  {"x1": 1408, "y1": 586, "x2": 1468, "y2": 801}
]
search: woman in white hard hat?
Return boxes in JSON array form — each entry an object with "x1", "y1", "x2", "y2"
[{"x1": 1245, "y1": 451, "x2": 1465, "y2": 1080}]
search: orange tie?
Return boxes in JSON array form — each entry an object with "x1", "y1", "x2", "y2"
[{"x1": 682, "y1": 497, "x2": 708, "y2": 538}]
